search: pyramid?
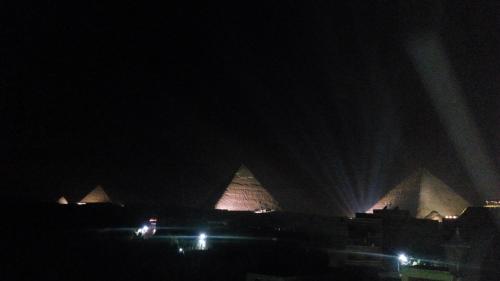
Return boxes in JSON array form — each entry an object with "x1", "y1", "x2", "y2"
[
  {"x1": 424, "y1": 210, "x2": 444, "y2": 222},
  {"x1": 80, "y1": 185, "x2": 112, "y2": 204},
  {"x1": 57, "y1": 196, "x2": 69, "y2": 205},
  {"x1": 367, "y1": 169, "x2": 470, "y2": 219},
  {"x1": 215, "y1": 165, "x2": 281, "y2": 212}
]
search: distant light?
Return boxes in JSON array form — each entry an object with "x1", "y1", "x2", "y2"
[
  {"x1": 197, "y1": 233, "x2": 207, "y2": 250},
  {"x1": 398, "y1": 253, "x2": 409, "y2": 265},
  {"x1": 254, "y1": 209, "x2": 275, "y2": 214},
  {"x1": 485, "y1": 200, "x2": 500, "y2": 208},
  {"x1": 135, "y1": 225, "x2": 150, "y2": 236},
  {"x1": 77, "y1": 202, "x2": 86, "y2": 205},
  {"x1": 178, "y1": 247, "x2": 184, "y2": 253}
]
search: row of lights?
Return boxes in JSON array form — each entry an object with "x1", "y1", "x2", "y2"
[
  {"x1": 134, "y1": 217, "x2": 208, "y2": 252},
  {"x1": 444, "y1": 215, "x2": 458, "y2": 219},
  {"x1": 485, "y1": 200, "x2": 500, "y2": 208}
]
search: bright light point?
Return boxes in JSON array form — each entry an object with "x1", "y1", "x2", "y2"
[
  {"x1": 178, "y1": 247, "x2": 183, "y2": 253},
  {"x1": 197, "y1": 233, "x2": 207, "y2": 250},
  {"x1": 398, "y1": 254, "x2": 408, "y2": 264},
  {"x1": 135, "y1": 225, "x2": 150, "y2": 236},
  {"x1": 77, "y1": 202, "x2": 86, "y2": 205}
]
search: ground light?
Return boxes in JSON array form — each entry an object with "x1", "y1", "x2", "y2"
[
  {"x1": 397, "y1": 253, "x2": 409, "y2": 273},
  {"x1": 135, "y1": 225, "x2": 149, "y2": 236},
  {"x1": 398, "y1": 253, "x2": 409, "y2": 265},
  {"x1": 197, "y1": 233, "x2": 207, "y2": 250}
]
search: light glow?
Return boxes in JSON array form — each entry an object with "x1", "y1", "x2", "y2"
[
  {"x1": 135, "y1": 225, "x2": 150, "y2": 236},
  {"x1": 485, "y1": 200, "x2": 500, "y2": 208},
  {"x1": 398, "y1": 254, "x2": 409, "y2": 265},
  {"x1": 197, "y1": 233, "x2": 207, "y2": 250}
]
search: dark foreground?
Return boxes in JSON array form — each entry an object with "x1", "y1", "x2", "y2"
[
  {"x1": 6, "y1": 203, "x2": 381, "y2": 281},
  {"x1": 6, "y1": 203, "x2": 500, "y2": 280}
]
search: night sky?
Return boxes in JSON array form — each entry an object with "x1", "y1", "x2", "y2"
[{"x1": 3, "y1": 1, "x2": 499, "y2": 215}]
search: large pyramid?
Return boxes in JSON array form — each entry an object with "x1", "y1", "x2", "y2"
[
  {"x1": 215, "y1": 165, "x2": 281, "y2": 212},
  {"x1": 80, "y1": 185, "x2": 112, "y2": 204},
  {"x1": 367, "y1": 169, "x2": 470, "y2": 219}
]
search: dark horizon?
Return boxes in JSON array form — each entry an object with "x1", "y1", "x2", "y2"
[{"x1": 3, "y1": 1, "x2": 499, "y2": 215}]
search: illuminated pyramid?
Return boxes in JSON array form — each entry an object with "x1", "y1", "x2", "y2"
[
  {"x1": 215, "y1": 165, "x2": 281, "y2": 212},
  {"x1": 57, "y1": 196, "x2": 69, "y2": 205},
  {"x1": 367, "y1": 169, "x2": 470, "y2": 219},
  {"x1": 80, "y1": 185, "x2": 112, "y2": 204}
]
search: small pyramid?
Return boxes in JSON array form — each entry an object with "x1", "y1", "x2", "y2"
[
  {"x1": 367, "y1": 169, "x2": 470, "y2": 219},
  {"x1": 424, "y1": 210, "x2": 444, "y2": 222},
  {"x1": 215, "y1": 165, "x2": 281, "y2": 212},
  {"x1": 80, "y1": 185, "x2": 112, "y2": 204},
  {"x1": 57, "y1": 196, "x2": 69, "y2": 205}
]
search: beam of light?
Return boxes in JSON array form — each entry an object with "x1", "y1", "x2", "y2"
[
  {"x1": 290, "y1": 115, "x2": 360, "y2": 216},
  {"x1": 153, "y1": 234, "x2": 278, "y2": 241},
  {"x1": 330, "y1": 249, "x2": 397, "y2": 260},
  {"x1": 407, "y1": 33, "x2": 500, "y2": 200},
  {"x1": 154, "y1": 226, "x2": 202, "y2": 230},
  {"x1": 241, "y1": 76, "x2": 393, "y2": 216},
  {"x1": 285, "y1": 95, "x2": 398, "y2": 216},
  {"x1": 330, "y1": 250, "x2": 455, "y2": 268},
  {"x1": 154, "y1": 235, "x2": 203, "y2": 240},
  {"x1": 93, "y1": 227, "x2": 140, "y2": 232},
  {"x1": 89, "y1": 226, "x2": 199, "y2": 233}
]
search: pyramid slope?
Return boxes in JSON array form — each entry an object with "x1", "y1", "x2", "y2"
[
  {"x1": 417, "y1": 170, "x2": 470, "y2": 218},
  {"x1": 57, "y1": 196, "x2": 69, "y2": 205},
  {"x1": 367, "y1": 169, "x2": 470, "y2": 218},
  {"x1": 215, "y1": 165, "x2": 280, "y2": 212},
  {"x1": 80, "y1": 186, "x2": 112, "y2": 203},
  {"x1": 367, "y1": 171, "x2": 421, "y2": 215}
]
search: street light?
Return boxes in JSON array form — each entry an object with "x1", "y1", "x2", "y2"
[{"x1": 397, "y1": 253, "x2": 409, "y2": 273}]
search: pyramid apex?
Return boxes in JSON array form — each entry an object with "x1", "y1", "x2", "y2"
[
  {"x1": 235, "y1": 164, "x2": 255, "y2": 178},
  {"x1": 215, "y1": 165, "x2": 280, "y2": 212},
  {"x1": 420, "y1": 167, "x2": 433, "y2": 176}
]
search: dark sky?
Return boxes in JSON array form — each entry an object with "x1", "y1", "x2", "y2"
[{"x1": 3, "y1": 1, "x2": 499, "y2": 215}]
